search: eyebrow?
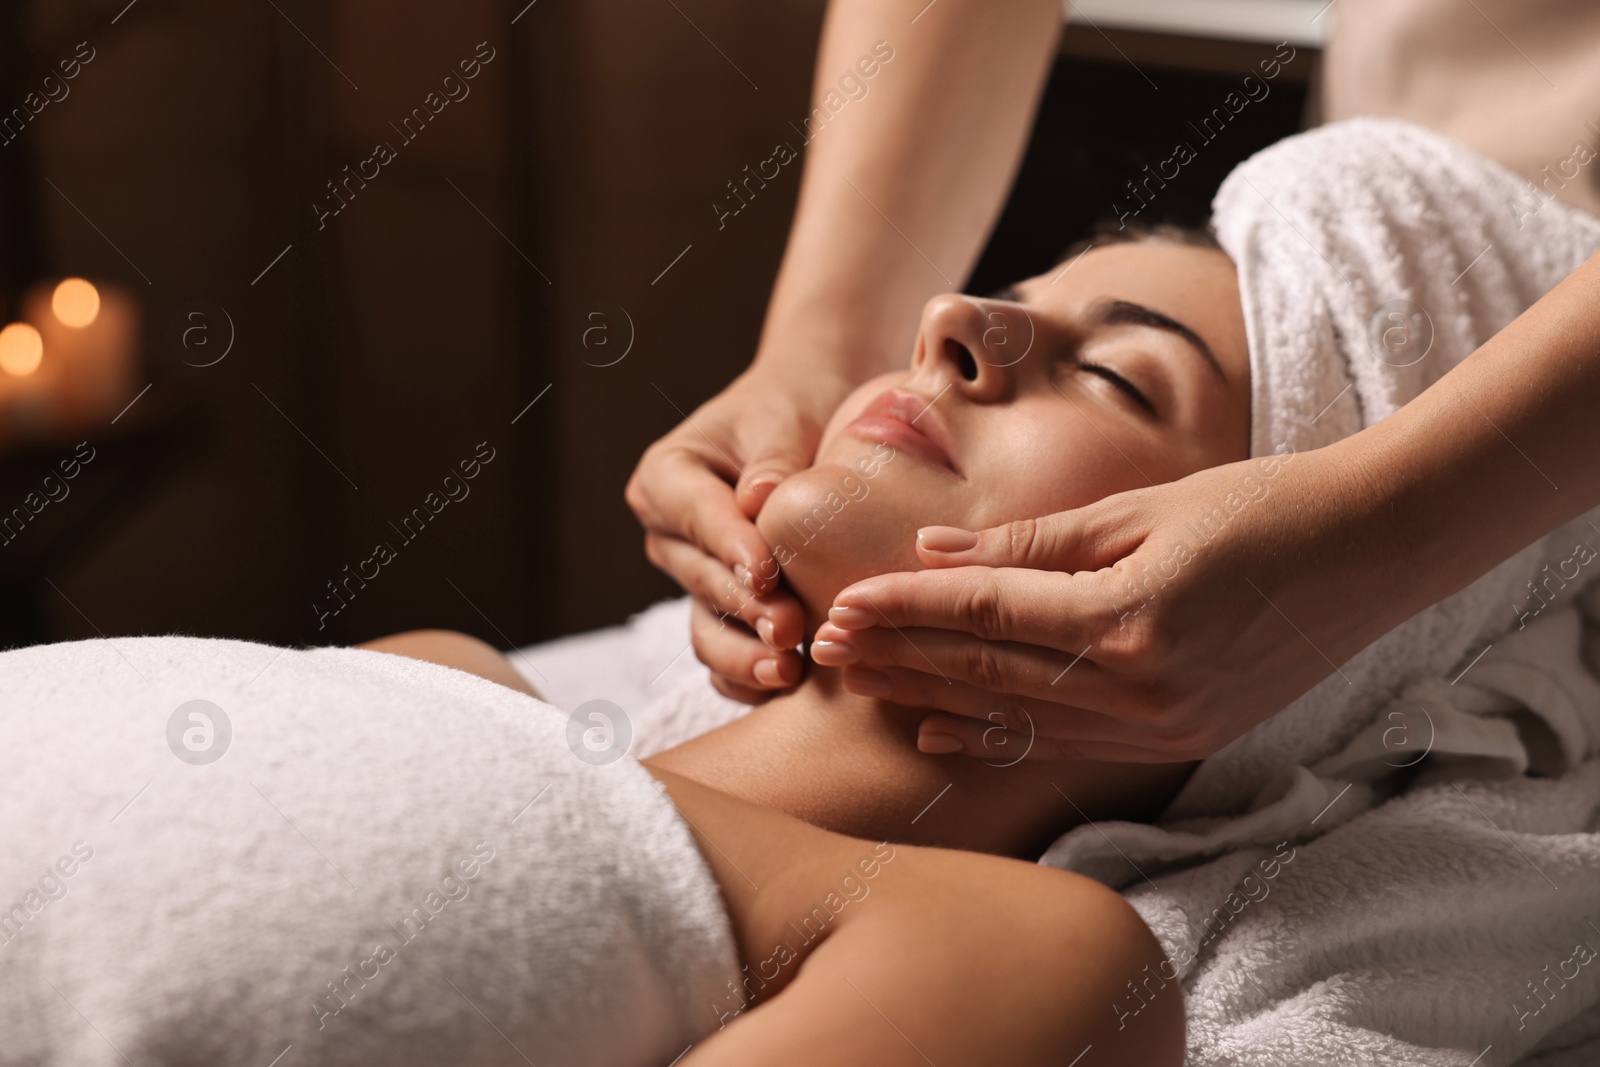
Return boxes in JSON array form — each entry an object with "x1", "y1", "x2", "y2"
[
  {"x1": 987, "y1": 285, "x2": 1227, "y2": 385},
  {"x1": 1092, "y1": 300, "x2": 1227, "y2": 384}
]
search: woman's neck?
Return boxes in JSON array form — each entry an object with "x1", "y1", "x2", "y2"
[{"x1": 645, "y1": 662, "x2": 1193, "y2": 856}]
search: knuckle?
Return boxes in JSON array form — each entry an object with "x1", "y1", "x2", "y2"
[
  {"x1": 1002, "y1": 518, "x2": 1041, "y2": 562},
  {"x1": 689, "y1": 609, "x2": 716, "y2": 647},
  {"x1": 693, "y1": 633, "x2": 738, "y2": 674},
  {"x1": 960, "y1": 642, "x2": 1009, "y2": 692},
  {"x1": 678, "y1": 508, "x2": 704, "y2": 553},
  {"x1": 1096, "y1": 609, "x2": 1172, "y2": 670},
  {"x1": 696, "y1": 577, "x2": 724, "y2": 612},
  {"x1": 681, "y1": 561, "x2": 713, "y2": 604},
  {"x1": 623, "y1": 470, "x2": 646, "y2": 516},
  {"x1": 692, "y1": 571, "x2": 734, "y2": 613},
  {"x1": 705, "y1": 582, "x2": 740, "y2": 618},
  {"x1": 643, "y1": 534, "x2": 669, "y2": 573},
  {"x1": 1093, "y1": 621, "x2": 1144, "y2": 670},
  {"x1": 957, "y1": 583, "x2": 1009, "y2": 640}
]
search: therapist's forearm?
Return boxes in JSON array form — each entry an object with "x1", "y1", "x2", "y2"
[
  {"x1": 754, "y1": 0, "x2": 1062, "y2": 381},
  {"x1": 1345, "y1": 250, "x2": 1600, "y2": 616}
]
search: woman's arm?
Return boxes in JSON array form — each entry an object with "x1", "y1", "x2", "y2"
[
  {"x1": 1358, "y1": 250, "x2": 1600, "y2": 605},
  {"x1": 818, "y1": 250, "x2": 1600, "y2": 761},
  {"x1": 627, "y1": 0, "x2": 1062, "y2": 701},
  {"x1": 758, "y1": 0, "x2": 1065, "y2": 376}
]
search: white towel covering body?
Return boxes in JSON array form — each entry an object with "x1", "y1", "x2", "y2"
[{"x1": 0, "y1": 636, "x2": 740, "y2": 1067}]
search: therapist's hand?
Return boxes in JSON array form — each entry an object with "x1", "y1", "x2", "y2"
[
  {"x1": 628, "y1": 362, "x2": 854, "y2": 702},
  {"x1": 816, "y1": 445, "x2": 1414, "y2": 762}
]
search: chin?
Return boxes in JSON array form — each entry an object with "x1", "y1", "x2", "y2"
[{"x1": 755, "y1": 457, "x2": 930, "y2": 629}]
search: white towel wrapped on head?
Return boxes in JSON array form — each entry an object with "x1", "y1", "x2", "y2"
[
  {"x1": 1168, "y1": 116, "x2": 1600, "y2": 818},
  {"x1": 1046, "y1": 118, "x2": 1600, "y2": 1065}
]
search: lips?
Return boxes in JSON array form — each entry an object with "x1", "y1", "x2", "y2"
[{"x1": 844, "y1": 388, "x2": 961, "y2": 475}]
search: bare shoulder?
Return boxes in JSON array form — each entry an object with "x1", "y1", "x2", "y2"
[
  {"x1": 355, "y1": 629, "x2": 542, "y2": 699},
  {"x1": 651, "y1": 767, "x2": 1185, "y2": 1067}
]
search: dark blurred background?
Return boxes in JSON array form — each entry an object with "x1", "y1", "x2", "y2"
[{"x1": 0, "y1": 0, "x2": 1314, "y2": 652}]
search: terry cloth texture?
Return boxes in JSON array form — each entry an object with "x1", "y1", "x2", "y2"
[
  {"x1": 0, "y1": 636, "x2": 740, "y2": 1067},
  {"x1": 1174, "y1": 116, "x2": 1600, "y2": 817}
]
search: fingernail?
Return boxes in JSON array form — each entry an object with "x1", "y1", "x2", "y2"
[
  {"x1": 810, "y1": 640, "x2": 859, "y2": 666},
  {"x1": 746, "y1": 470, "x2": 786, "y2": 492},
  {"x1": 918, "y1": 526, "x2": 978, "y2": 553},
  {"x1": 845, "y1": 668, "x2": 893, "y2": 699},
  {"x1": 918, "y1": 731, "x2": 964, "y2": 755},
  {"x1": 813, "y1": 622, "x2": 850, "y2": 643},
  {"x1": 756, "y1": 616, "x2": 780, "y2": 649},
  {"x1": 828, "y1": 606, "x2": 878, "y2": 630},
  {"x1": 753, "y1": 659, "x2": 786, "y2": 687},
  {"x1": 734, "y1": 563, "x2": 758, "y2": 593}
]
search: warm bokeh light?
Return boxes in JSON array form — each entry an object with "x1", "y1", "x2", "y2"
[
  {"x1": 51, "y1": 277, "x2": 101, "y2": 328},
  {"x1": 0, "y1": 322, "x2": 44, "y2": 376}
]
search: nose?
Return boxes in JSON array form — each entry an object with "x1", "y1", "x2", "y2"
[{"x1": 912, "y1": 293, "x2": 1035, "y2": 403}]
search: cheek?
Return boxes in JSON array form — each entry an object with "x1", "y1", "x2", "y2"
[
  {"x1": 756, "y1": 466, "x2": 922, "y2": 566},
  {"x1": 754, "y1": 474, "x2": 819, "y2": 550},
  {"x1": 754, "y1": 465, "x2": 929, "y2": 620},
  {"x1": 958, "y1": 410, "x2": 1155, "y2": 530}
]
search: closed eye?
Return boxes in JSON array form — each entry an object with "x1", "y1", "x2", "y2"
[
  {"x1": 987, "y1": 283, "x2": 1157, "y2": 417},
  {"x1": 1072, "y1": 355, "x2": 1156, "y2": 416}
]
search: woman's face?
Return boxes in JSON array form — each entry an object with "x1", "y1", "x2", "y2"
[{"x1": 756, "y1": 239, "x2": 1253, "y2": 624}]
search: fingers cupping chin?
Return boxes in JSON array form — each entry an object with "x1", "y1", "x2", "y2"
[
  {"x1": 692, "y1": 605, "x2": 805, "y2": 699},
  {"x1": 734, "y1": 462, "x2": 797, "y2": 518}
]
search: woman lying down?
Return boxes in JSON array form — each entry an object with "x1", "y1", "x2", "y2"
[
  {"x1": 5, "y1": 119, "x2": 1593, "y2": 1066},
  {"x1": 0, "y1": 224, "x2": 1239, "y2": 1066}
]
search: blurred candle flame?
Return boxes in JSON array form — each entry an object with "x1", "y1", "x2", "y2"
[
  {"x1": 0, "y1": 322, "x2": 44, "y2": 377},
  {"x1": 51, "y1": 277, "x2": 101, "y2": 328}
]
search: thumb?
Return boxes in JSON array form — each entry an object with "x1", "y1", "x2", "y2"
[
  {"x1": 734, "y1": 450, "x2": 808, "y2": 518},
  {"x1": 915, "y1": 507, "x2": 1129, "y2": 572}
]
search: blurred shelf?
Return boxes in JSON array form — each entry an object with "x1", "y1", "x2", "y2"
[{"x1": 1066, "y1": 0, "x2": 1329, "y2": 48}]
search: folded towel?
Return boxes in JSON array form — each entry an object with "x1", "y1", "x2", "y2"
[
  {"x1": 0, "y1": 636, "x2": 740, "y2": 1067},
  {"x1": 1168, "y1": 116, "x2": 1600, "y2": 819},
  {"x1": 509, "y1": 596, "x2": 723, "y2": 747}
]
